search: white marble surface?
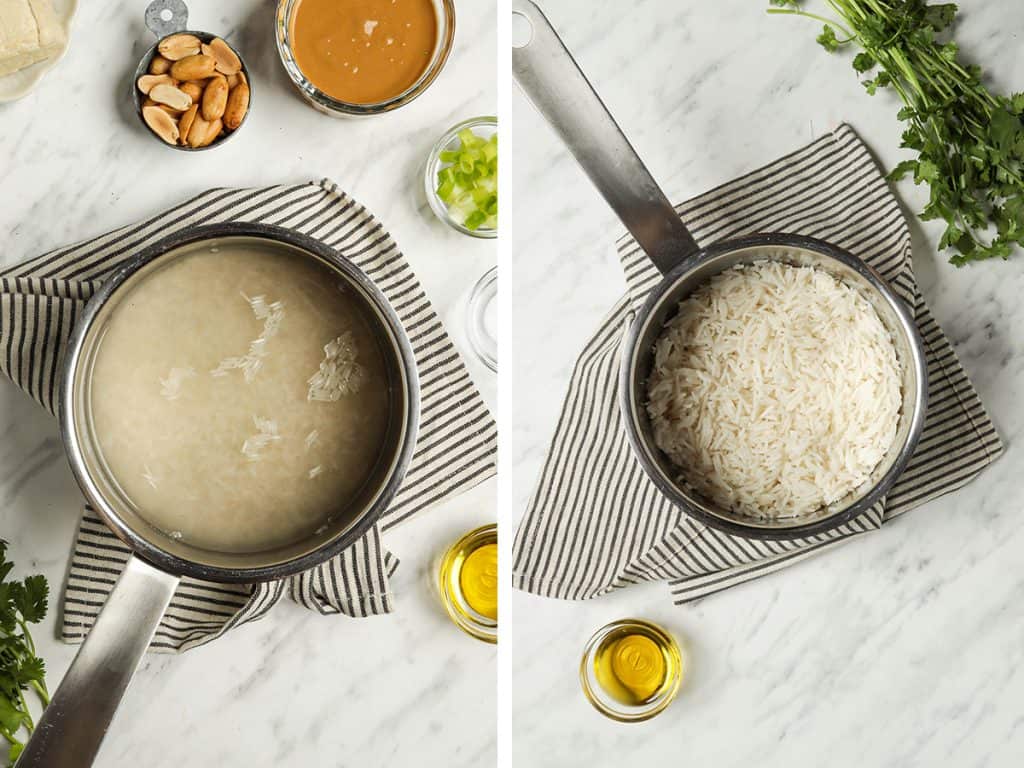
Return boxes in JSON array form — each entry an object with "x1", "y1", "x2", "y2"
[
  {"x1": 505, "y1": 1, "x2": 1024, "y2": 765},
  {"x1": 0, "y1": 1, "x2": 495, "y2": 766}
]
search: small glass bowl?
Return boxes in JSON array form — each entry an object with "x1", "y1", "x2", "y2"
[
  {"x1": 466, "y1": 267, "x2": 497, "y2": 372},
  {"x1": 424, "y1": 116, "x2": 498, "y2": 238},
  {"x1": 275, "y1": 0, "x2": 455, "y2": 117},
  {"x1": 579, "y1": 619, "x2": 683, "y2": 723},
  {"x1": 437, "y1": 523, "x2": 497, "y2": 643}
]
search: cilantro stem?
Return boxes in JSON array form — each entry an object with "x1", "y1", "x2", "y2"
[
  {"x1": 17, "y1": 690, "x2": 34, "y2": 734},
  {"x1": 17, "y1": 620, "x2": 35, "y2": 657},
  {"x1": 766, "y1": 8, "x2": 853, "y2": 39},
  {"x1": 31, "y1": 681, "x2": 50, "y2": 708}
]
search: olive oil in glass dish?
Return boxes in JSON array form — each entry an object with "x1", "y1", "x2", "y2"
[
  {"x1": 437, "y1": 523, "x2": 497, "y2": 643},
  {"x1": 580, "y1": 618, "x2": 683, "y2": 721}
]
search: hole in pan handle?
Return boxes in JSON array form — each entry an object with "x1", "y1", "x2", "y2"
[
  {"x1": 145, "y1": 0, "x2": 189, "y2": 39},
  {"x1": 18, "y1": 556, "x2": 180, "y2": 768},
  {"x1": 510, "y1": 0, "x2": 700, "y2": 275}
]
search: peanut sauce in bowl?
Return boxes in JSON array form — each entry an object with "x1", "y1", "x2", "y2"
[{"x1": 276, "y1": 0, "x2": 455, "y2": 116}]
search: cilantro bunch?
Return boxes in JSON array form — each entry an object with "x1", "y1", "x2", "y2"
[
  {"x1": 0, "y1": 541, "x2": 49, "y2": 766},
  {"x1": 769, "y1": 1, "x2": 1024, "y2": 265}
]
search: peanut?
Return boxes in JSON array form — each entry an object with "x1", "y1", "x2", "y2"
[
  {"x1": 208, "y1": 37, "x2": 241, "y2": 76},
  {"x1": 180, "y1": 81, "x2": 204, "y2": 102},
  {"x1": 157, "y1": 33, "x2": 201, "y2": 61},
  {"x1": 186, "y1": 114, "x2": 210, "y2": 148},
  {"x1": 223, "y1": 81, "x2": 249, "y2": 130},
  {"x1": 200, "y1": 118, "x2": 223, "y2": 148},
  {"x1": 142, "y1": 106, "x2": 179, "y2": 145},
  {"x1": 149, "y1": 84, "x2": 192, "y2": 112},
  {"x1": 137, "y1": 73, "x2": 174, "y2": 94},
  {"x1": 169, "y1": 54, "x2": 216, "y2": 81},
  {"x1": 148, "y1": 55, "x2": 172, "y2": 75},
  {"x1": 177, "y1": 104, "x2": 199, "y2": 146},
  {"x1": 143, "y1": 97, "x2": 181, "y2": 116},
  {"x1": 202, "y1": 75, "x2": 228, "y2": 121}
]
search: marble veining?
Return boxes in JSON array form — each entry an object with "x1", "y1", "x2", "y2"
[
  {"x1": 505, "y1": 1, "x2": 1023, "y2": 765},
  {"x1": 0, "y1": 1, "x2": 495, "y2": 766}
]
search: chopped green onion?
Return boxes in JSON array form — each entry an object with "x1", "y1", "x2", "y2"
[{"x1": 436, "y1": 128, "x2": 498, "y2": 232}]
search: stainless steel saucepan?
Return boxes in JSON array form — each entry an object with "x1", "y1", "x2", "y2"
[
  {"x1": 20, "y1": 223, "x2": 419, "y2": 767},
  {"x1": 511, "y1": 0, "x2": 928, "y2": 539}
]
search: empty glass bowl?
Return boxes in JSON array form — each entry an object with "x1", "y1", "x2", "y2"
[{"x1": 466, "y1": 267, "x2": 497, "y2": 372}]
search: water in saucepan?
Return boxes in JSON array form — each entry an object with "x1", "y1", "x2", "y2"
[{"x1": 89, "y1": 241, "x2": 391, "y2": 552}]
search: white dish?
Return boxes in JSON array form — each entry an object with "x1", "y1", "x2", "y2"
[{"x1": 0, "y1": 0, "x2": 78, "y2": 103}]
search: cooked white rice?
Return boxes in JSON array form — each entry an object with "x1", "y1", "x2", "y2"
[{"x1": 645, "y1": 260, "x2": 901, "y2": 518}]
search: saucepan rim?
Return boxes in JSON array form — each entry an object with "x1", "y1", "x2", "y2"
[
  {"x1": 618, "y1": 232, "x2": 928, "y2": 540},
  {"x1": 58, "y1": 222, "x2": 420, "y2": 582}
]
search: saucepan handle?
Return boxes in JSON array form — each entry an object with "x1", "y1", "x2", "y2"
[
  {"x1": 19, "y1": 555, "x2": 180, "y2": 768},
  {"x1": 510, "y1": 0, "x2": 700, "y2": 274},
  {"x1": 145, "y1": 0, "x2": 189, "y2": 39}
]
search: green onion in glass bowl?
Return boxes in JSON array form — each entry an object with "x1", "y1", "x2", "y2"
[{"x1": 425, "y1": 116, "x2": 497, "y2": 238}]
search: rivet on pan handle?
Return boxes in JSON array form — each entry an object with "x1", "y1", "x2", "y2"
[
  {"x1": 19, "y1": 556, "x2": 180, "y2": 768},
  {"x1": 511, "y1": 0, "x2": 700, "y2": 275}
]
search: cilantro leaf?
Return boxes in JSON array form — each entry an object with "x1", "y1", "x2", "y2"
[
  {"x1": 0, "y1": 699, "x2": 23, "y2": 734},
  {"x1": 816, "y1": 24, "x2": 839, "y2": 52},
  {"x1": 939, "y1": 223, "x2": 965, "y2": 251},
  {"x1": 0, "y1": 540, "x2": 50, "y2": 764},
  {"x1": 887, "y1": 159, "x2": 920, "y2": 182},
  {"x1": 923, "y1": 3, "x2": 958, "y2": 32},
  {"x1": 853, "y1": 52, "x2": 876, "y2": 73},
  {"x1": 13, "y1": 576, "x2": 47, "y2": 625},
  {"x1": 864, "y1": 70, "x2": 892, "y2": 95},
  {"x1": 916, "y1": 159, "x2": 941, "y2": 184}
]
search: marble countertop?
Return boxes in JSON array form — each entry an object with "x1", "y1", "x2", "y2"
[
  {"x1": 0, "y1": 1, "x2": 495, "y2": 766},
  {"x1": 505, "y1": 1, "x2": 1024, "y2": 765}
]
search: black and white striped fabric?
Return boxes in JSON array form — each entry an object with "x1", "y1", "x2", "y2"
[
  {"x1": 0, "y1": 179, "x2": 496, "y2": 652},
  {"x1": 512, "y1": 125, "x2": 1002, "y2": 604}
]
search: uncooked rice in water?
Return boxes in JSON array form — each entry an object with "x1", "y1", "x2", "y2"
[{"x1": 645, "y1": 260, "x2": 901, "y2": 518}]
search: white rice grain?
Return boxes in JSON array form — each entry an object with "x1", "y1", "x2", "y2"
[
  {"x1": 307, "y1": 332, "x2": 365, "y2": 402},
  {"x1": 304, "y1": 429, "x2": 320, "y2": 451},
  {"x1": 241, "y1": 416, "x2": 282, "y2": 462},
  {"x1": 159, "y1": 366, "x2": 196, "y2": 400},
  {"x1": 211, "y1": 293, "x2": 285, "y2": 382}
]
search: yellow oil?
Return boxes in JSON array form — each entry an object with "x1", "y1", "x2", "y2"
[
  {"x1": 592, "y1": 624, "x2": 679, "y2": 706},
  {"x1": 438, "y1": 524, "x2": 497, "y2": 643},
  {"x1": 459, "y1": 542, "x2": 498, "y2": 620}
]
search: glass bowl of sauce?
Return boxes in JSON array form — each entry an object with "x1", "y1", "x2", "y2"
[
  {"x1": 275, "y1": 0, "x2": 455, "y2": 116},
  {"x1": 579, "y1": 619, "x2": 683, "y2": 722},
  {"x1": 437, "y1": 523, "x2": 497, "y2": 643}
]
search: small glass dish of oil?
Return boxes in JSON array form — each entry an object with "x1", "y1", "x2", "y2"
[
  {"x1": 437, "y1": 523, "x2": 497, "y2": 643},
  {"x1": 579, "y1": 618, "x2": 682, "y2": 722}
]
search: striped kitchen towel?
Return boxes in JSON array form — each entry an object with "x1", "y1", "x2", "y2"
[
  {"x1": 0, "y1": 179, "x2": 496, "y2": 651},
  {"x1": 512, "y1": 124, "x2": 1003, "y2": 604}
]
